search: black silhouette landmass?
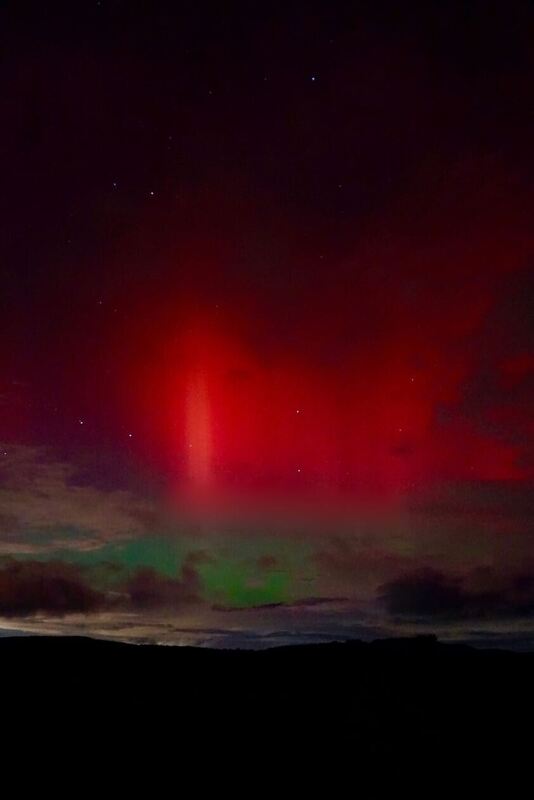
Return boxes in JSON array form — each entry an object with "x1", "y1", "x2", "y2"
[{"x1": 1, "y1": 633, "x2": 531, "y2": 781}]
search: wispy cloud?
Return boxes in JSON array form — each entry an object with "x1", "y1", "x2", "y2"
[{"x1": 0, "y1": 444, "x2": 159, "y2": 547}]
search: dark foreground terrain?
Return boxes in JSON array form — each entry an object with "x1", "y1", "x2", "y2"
[{"x1": 1, "y1": 634, "x2": 532, "y2": 783}]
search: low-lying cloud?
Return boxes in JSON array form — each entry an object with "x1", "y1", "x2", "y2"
[{"x1": 380, "y1": 567, "x2": 534, "y2": 621}]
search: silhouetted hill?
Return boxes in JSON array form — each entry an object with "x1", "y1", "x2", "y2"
[{"x1": 1, "y1": 634, "x2": 531, "y2": 781}]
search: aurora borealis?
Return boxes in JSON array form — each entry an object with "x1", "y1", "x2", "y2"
[{"x1": 1, "y1": 1, "x2": 534, "y2": 648}]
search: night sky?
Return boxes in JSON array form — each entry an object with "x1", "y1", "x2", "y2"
[{"x1": 1, "y1": 0, "x2": 534, "y2": 648}]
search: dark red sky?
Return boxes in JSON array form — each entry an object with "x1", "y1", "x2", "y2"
[{"x1": 0, "y1": 1, "x2": 533, "y2": 646}]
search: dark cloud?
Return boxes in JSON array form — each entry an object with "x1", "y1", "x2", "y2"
[
  {"x1": 314, "y1": 538, "x2": 410, "y2": 583},
  {"x1": 126, "y1": 553, "x2": 203, "y2": 610},
  {"x1": 380, "y1": 567, "x2": 534, "y2": 621},
  {"x1": 442, "y1": 268, "x2": 534, "y2": 467},
  {"x1": 284, "y1": 596, "x2": 348, "y2": 609},
  {"x1": 127, "y1": 569, "x2": 199, "y2": 609},
  {"x1": 380, "y1": 569, "x2": 467, "y2": 618},
  {"x1": 213, "y1": 596, "x2": 349, "y2": 612},
  {"x1": 0, "y1": 550, "x2": 210, "y2": 618},
  {"x1": 0, "y1": 560, "x2": 106, "y2": 617}
]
